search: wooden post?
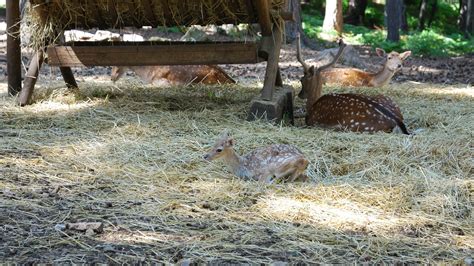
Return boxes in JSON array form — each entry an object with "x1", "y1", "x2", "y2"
[
  {"x1": 19, "y1": 51, "x2": 44, "y2": 106},
  {"x1": 261, "y1": 26, "x2": 282, "y2": 101},
  {"x1": 6, "y1": 0, "x2": 22, "y2": 96},
  {"x1": 60, "y1": 67, "x2": 78, "y2": 89}
]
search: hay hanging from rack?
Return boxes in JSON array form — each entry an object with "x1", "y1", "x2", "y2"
[{"x1": 26, "y1": 0, "x2": 286, "y2": 49}]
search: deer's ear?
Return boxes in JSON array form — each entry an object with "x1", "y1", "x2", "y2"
[
  {"x1": 376, "y1": 48, "x2": 386, "y2": 57},
  {"x1": 400, "y1": 51, "x2": 412, "y2": 60},
  {"x1": 226, "y1": 138, "x2": 235, "y2": 147}
]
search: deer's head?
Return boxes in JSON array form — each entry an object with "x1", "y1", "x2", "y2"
[
  {"x1": 203, "y1": 131, "x2": 235, "y2": 161},
  {"x1": 296, "y1": 34, "x2": 346, "y2": 100},
  {"x1": 376, "y1": 48, "x2": 411, "y2": 73},
  {"x1": 111, "y1": 66, "x2": 127, "y2": 82}
]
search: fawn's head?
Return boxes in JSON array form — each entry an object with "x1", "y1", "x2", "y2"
[
  {"x1": 376, "y1": 48, "x2": 411, "y2": 72},
  {"x1": 110, "y1": 66, "x2": 126, "y2": 82},
  {"x1": 204, "y1": 131, "x2": 235, "y2": 161},
  {"x1": 297, "y1": 34, "x2": 346, "y2": 100}
]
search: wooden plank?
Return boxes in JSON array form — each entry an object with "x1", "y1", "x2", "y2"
[
  {"x1": 47, "y1": 42, "x2": 260, "y2": 67},
  {"x1": 6, "y1": 0, "x2": 22, "y2": 95}
]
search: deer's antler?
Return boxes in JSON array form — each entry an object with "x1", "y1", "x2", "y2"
[
  {"x1": 296, "y1": 33, "x2": 310, "y2": 73},
  {"x1": 318, "y1": 39, "x2": 346, "y2": 72}
]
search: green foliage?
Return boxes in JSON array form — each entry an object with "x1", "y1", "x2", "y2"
[{"x1": 302, "y1": 1, "x2": 474, "y2": 57}]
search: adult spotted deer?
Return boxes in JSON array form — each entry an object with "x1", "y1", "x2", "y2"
[
  {"x1": 297, "y1": 34, "x2": 410, "y2": 134},
  {"x1": 321, "y1": 48, "x2": 411, "y2": 87},
  {"x1": 111, "y1": 65, "x2": 235, "y2": 86},
  {"x1": 204, "y1": 131, "x2": 309, "y2": 183}
]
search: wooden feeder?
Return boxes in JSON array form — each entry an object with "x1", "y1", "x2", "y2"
[{"x1": 7, "y1": 0, "x2": 296, "y2": 121}]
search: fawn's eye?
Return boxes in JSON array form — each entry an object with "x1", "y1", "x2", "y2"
[
  {"x1": 216, "y1": 148, "x2": 223, "y2": 153},
  {"x1": 388, "y1": 56, "x2": 392, "y2": 60}
]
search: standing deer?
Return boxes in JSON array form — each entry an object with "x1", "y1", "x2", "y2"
[
  {"x1": 111, "y1": 65, "x2": 235, "y2": 86},
  {"x1": 297, "y1": 34, "x2": 410, "y2": 134},
  {"x1": 204, "y1": 131, "x2": 309, "y2": 183},
  {"x1": 321, "y1": 48, "x2": 411, "y2": 87}
]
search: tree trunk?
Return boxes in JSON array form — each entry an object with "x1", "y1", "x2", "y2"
[
  {"x1": 344, "y1": 0, "x2": 368, "y2": 25},
  {"x1": 458, "y1": 0, "x2": 468, "y2": 32},
  {"x1": 386, "y1": 0, "x2": 402, "y2": 42},
  {"x1": 418, "y1": 0, "x2": 429, "y2": 30},
  {"x1": 322, "y1": 0, "x2": 343, "y2": 34},
  {"x1": 467, "y1": 0, "x2": 474, "y2": 35},
  {"x1": 401, "y1": 0, "x2": 409, "y2": 32},
  {"x1": 418, "y1": 0, "x2": 438, "y2": 30},
  {"x1": 285, "y1": 0, "x2": 302, "y2": 43}
]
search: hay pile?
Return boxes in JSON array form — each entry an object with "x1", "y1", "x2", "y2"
[
  {"x1": 26, "y1": 0, "x2": 285, "y2": 48},
  {"x1": 0, "y1": 79, "x2": 472, "y2": 263}
]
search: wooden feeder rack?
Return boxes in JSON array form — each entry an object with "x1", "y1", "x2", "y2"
[{"x1": 7, "y1": 0, "x2": 295, "y2": 121}]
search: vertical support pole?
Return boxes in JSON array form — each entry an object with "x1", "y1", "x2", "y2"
[
  {"x1": 60, "y1": 67, "x2": 79, "y2": 89},
  {"x1": 19, "y1": 50, "x2": 44, "y2": 106},
  {"x1": 261, "y1": 26, "x2": 282, "y2": 101},
  {"x1": 6, "y1": 0, "x2": 22, "y2": 96}
]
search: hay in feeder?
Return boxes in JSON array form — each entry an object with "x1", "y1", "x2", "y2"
[{"x1": 25, "y1": 0, "x2": 286, "y2": 49}]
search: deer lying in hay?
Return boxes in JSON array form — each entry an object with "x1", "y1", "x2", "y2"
[
  {"x1": 111, "y1": 65, "x2": 235, "y2": 86},
  {"x1": 321, "y1": 47, "x2": 411, "y2": 87},
  {"x1": 204, "y1": 131, "x2": 309, "y2": 183},
  {"x1": 297, "y1": 34, "x2": 410, "y2": 134}
]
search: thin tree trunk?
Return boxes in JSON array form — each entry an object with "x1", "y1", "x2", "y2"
[
  {"x1": 458, "y1": 0, "x2": 468, "y2": 32},
  {"x1": 386, "y1": 0, "x2": 402, "y2": 41},
  {"x1": 323, "y1": 0, "x2": 343, "y2": 34},
  {"x1": 467, "y1": 0, "x2": 474, "y2": 35},
  {"x1": 344, "y1": 0, "x2": 368, "y2": 25},
  {"x1": 418, "y1": 0, "x2": 429, "y2": 30},
  {"x1": 401, "y1": 0, "x2": 409, "y2": 31},
  {"x1": 285, "y1": 0, "x2": 302, "y2": 43}
]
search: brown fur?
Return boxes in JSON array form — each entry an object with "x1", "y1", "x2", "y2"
[
  {"x1": 111, "y1": 65, "x2": 235, "y2": 86},
  {"x1": 321, "y1": 49, "x2": 412, "y2": 87},
  {"x1": 296, "y1": 35, "x2": 409, "y2": 134}
]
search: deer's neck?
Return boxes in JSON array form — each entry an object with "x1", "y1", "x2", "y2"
[
  {"x1": 130, "y1": 66, "x2": 156, "y2": 84},
  {"x1": 370, "y1": 65, "x2": 396, "y2": 87},
  {"x1": 222, "y1": 149, "x2": 244, "y2": 176},
  {"x1": 306, "y1": 74, "x2": 323, "y2": 112}
]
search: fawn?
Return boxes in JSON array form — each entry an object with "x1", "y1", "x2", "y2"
[
  {"x1": 321, "y1": 47, "x2": 411, "y2": 87},
  {"x1": 204, "y1": 131, "x2": 309, "y2": 183},
  {"x1": 297, "y1": 34, "x2": 409, "y2": 134},
  {"x1": 111, "y1": 65, "x2": 235, "y2": 86}
]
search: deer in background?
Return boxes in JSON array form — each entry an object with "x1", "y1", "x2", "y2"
[
  {"x1": 321, "y1": 47, "x2": 411, "y2": 87},
  {"x1": 204, "y1": 131, "x2": 309, "y2": 183},
  {"x1": 296, "y1": 34, "x2": 410, "y2": 134},
  {"x1": 111, "y1": 65, "x2": 235, "y2": 86}
]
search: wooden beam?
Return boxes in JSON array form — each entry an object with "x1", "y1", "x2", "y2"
[
  {"x1": 60, "y1": 67, "x2": 78, "y2": 89},
  {"x1": 6, "y1": 0, "x2": 22, "y2": 96},
  {"x1": 255, "y1": 0, "x2": 272, "y2": 36},
  {"x1": 47, "y1": 42, "x2": 260, "y2": 67},
  {"x1": 261, "y1": 27, "x2": 283, "y2": 101},
  {"x1": 19, "y1": 51, "x2": 44, "y2": 106}
]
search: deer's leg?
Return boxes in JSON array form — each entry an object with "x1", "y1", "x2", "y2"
[{"x1": 19, "y1": 50, "x2": 44, "y2": 106}]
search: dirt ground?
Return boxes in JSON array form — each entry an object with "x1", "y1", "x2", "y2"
[{"x1": 1, "y1": 18, "x2": 473, "y2": 264}]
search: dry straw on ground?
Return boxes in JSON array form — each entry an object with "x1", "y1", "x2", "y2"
[{"x1": 0, "y1": 79, "x2": 472, "y2": 264}]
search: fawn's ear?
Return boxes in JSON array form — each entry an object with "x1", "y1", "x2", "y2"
[
  {"x1": 400, "y1": 51, "x2": 412, "y2": 60},
  {"x1": 226, "y1": 138, "x2": 235, "y2": 147},
  {"x1": 375, "y1": 48, "x2": 386, "y2": 57}
]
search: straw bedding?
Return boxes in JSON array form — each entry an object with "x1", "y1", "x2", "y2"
[{"x1": 0, "y1": 79, "x2": 472, "y2": 263}]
